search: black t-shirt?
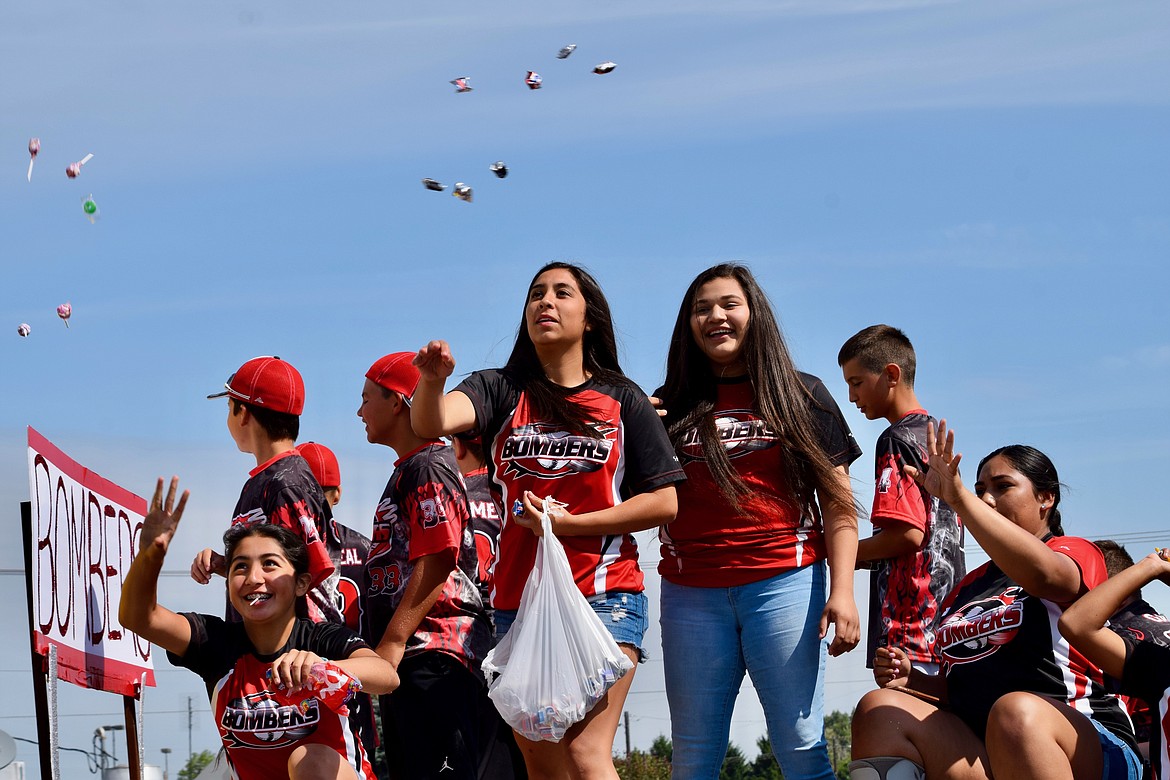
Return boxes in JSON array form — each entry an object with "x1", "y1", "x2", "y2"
[{"x1": 1121, "y1": 637, "x2": 1170, "y2": 779}]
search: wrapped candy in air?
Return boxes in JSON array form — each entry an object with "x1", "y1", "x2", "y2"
[
  {"x1": 17, "y1": 323, "x2": 30, "y2": 338},
  {"x1": 57, "y1": 303, "x2": 72, "y2": 328},
  {"x1": 27, "y1": 138, "x2": 39, "y2": 182},
  {"x1": 65, "y1": 153, "x2": 93, "y2": 179},
  {"x1": 489, "y1": 161, "x2": 508, "y2": 179},
  {"x1": 593, "y1": 62, "x2": 616, "y2": 74},
  {"x1": 452, "y1": 183, "x2": 473, "y2": 203},
  {"x1": 82, "y1": 195, "x2": 99, "y2": 223},
  {"x1": 450, "y1": 77, "x2": 473, "y2": 93},
  {"x1": 556, "y1": 44, "x2": 576, "y2": 59},
  {"x1": 525, "y1": 71, "x2": 543, "y2": 90},
  {"x1": 265, "y1": 661, "x2": 362, "y2": 717},
  {"x1": 422, "y1": 178, "x2": 446, "y2": 192}
]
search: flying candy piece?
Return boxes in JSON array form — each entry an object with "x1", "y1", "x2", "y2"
[
  {"x1": 17, "y1": 323, "x2": 30, "y2": 338},
  {"x1": 452, "y1": 183, "x2": 473, "y2": 203},
  {"x1": 82, "y1": 195, "x2": 99, "y2": 223},
  {"x1": 66, "y1": 153, "x2": 94, "y2": 179},
  {"x1": 489, "y1": 161, "x2": 508, "y2": 179},
  {"x1": 593, "y1": 62, "x2": 616, "y2": 74},
  {"x1": 556, "y1": 44, "x2": 577, "y2": 59},
  {"x1": 57, "y1": 302, "x2": 71, "y2": 328},
  {"x1": 450, "y1": 77, "x2": 473, "y2": 93},
  {"x1": 421, "y1": 178, "x2": 446, "y2": 192},
  {"x1": 525, "y1": 71, "x2": 543, "y2": 90},
  {"x1": 27, "y1": 138, "x2": 40, "y2": 182}
]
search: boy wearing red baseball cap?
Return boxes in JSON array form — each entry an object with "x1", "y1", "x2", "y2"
[{"x1": 196, "y1": 356, "x2": 341, "y2": 624}]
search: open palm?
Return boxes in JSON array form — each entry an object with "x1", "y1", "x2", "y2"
[
  {"x1": 903, "y1": 419, "x2": 964, "y2": 506},
  {"x1": 139, "y1": 477, "x2": 189, "y2": 555}
]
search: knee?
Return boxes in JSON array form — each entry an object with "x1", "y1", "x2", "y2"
[
  {"x1": 288, "y1": 743, "x2": 351, "y2": 780},
  {"x1": 850, "y1": 690, "x2": 919, "y2": 758},
  {"x1": 565, "y1": 736, "x2": 615, "y2": 779},
  {"x1": 986, "y1": 692, "x2": 1050, "y2": 749}
]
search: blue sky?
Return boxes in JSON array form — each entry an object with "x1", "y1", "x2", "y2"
[{"x1": 2, "y1": 0, "x2": 1168, "y2": 774}]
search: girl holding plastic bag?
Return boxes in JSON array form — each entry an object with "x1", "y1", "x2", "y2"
[{"x1": 411, "y1": 261, "x2": 685, "y2": 779}]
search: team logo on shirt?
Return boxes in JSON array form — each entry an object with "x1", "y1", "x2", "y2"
[
  {"x1": 936, "y1": 588, "x2": 1024, "y2": 665},
  {"x1": 677, "y1": 410, "x2": 779, "y2": 465},
  {"x1": 500, "y1": 422, "x2": 616, "y2": 478},
  {"x1": 221, "y1": 691, "x2": 320, "y2": 748}
]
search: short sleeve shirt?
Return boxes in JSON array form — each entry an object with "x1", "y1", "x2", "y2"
[
  {"x1": 363, "y1": 443, "x2": 491, "y2": 670},
  {"x1": 455, "y1": 369, "x2": 685, "y2": 611},
  {"x1": 1108, "y1": 599, "x2": 1170, "y2": 749},
  {"x1": 659, "y1": 373, "x2": 861, "y2": 588},
  {"x1": 1120, "y1": 637, "x2": 1170, "y2": 780},
  {"x1": 464, "y1": 467, "x2": 502, "y2": 607},
  {"x1": 866, "y1": 411, "x2": 966, "y2": 665},
  {"x1": 167, "y1": 614, "x2": 376, "y2": 780}
]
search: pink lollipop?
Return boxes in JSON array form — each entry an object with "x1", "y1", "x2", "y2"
[
  {"x1": 65, "y1": 153, "x2": 93, "y2": 179},
  {"x1": 27, "y1": 138, "x2": 39, "y2": 182},
  {"x1": 57, "y1": 302, "x2": 72, "y2": 328}
]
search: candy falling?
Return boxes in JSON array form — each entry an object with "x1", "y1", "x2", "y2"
[
  {"x1": 450, "y1": 76, "x2": 473, "y2": 93},
  {"x1": 452, "y1": 183, "x2": 473, "y2": 202},
  {"x1": 17, "y1": 324, "x2": 30, "y2": 338},
  {"x1": 556, "y1": 44, "x2": 577, "y2": 59},
  {"x1": 422, "y1": 178, "x2": 446, "y2": 192},
  {"x1": 66, "y1": 153, "x2": 94, "y2": 179},
  {"x1": 525, "y1": 71, "x2": 543, "y2": 90},
  {"x1": 27, "y1": 138, "x2": 39, "y2": 182},
  {"x1": 593, "y1": 62, "x2": 616, "y2": 74},
  {"x1": 490, "y1": 161, "x2": 508, "y2": 179},
  {"x1": 57, "y1": 303, "x2": 71, "y2": 328},
  {"x1": 82, "y1": 195, "x2": 99, "y2": 223}
]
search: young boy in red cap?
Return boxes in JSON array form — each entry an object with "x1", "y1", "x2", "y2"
[
  {"x1": 357, "y1": 352, "x2": 498, "y2": 780},
  {"x1": 196, "y1": 356, "x2": 341, "y2": 624}
]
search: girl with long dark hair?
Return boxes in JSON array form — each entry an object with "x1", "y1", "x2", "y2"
[
  {"x1": 849, "y1": 423, "x2": 1140, "y2": 780},
  {"x1": 410, "y1": 261, "x2": 684, "y2": 779},
  {"x1": 655, "y1": 263, "x2": 862, "y2": 779}
]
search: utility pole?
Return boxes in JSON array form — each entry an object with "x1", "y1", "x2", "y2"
[
  {"x1": 188, "y1": 696, "x2": 194, "y2": 763},
  {"x1": 624, "y1": 712, "x2": 630, "y2": 758}
]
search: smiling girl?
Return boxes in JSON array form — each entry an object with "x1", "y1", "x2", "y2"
[
  {"x1": 410, "y1": 261, "x2": 684, "y2": 779},
  {"x1": 120, "y1": 478, "x2": 397, "y2": 780}
]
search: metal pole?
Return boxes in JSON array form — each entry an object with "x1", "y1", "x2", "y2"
[
  {"x1": 624, "y1": 711, "x2": 630, "y2": 758},
  {"x1": 188, "y1": 696, "x2": 193, "y2": 763}
]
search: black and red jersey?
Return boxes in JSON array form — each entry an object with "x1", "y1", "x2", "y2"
[
  {"x1": 937, "y1": 536, "x2": 1136, "y2": 751},
  {"x1": 230, "y1": 451, "x2": 339, "y2": 624},
  {"x1": 464, "y1": 467, "x2": 501, "y2": 608},
  {"x1": 456, "y1": 369, "x2": 685, "y2": 611},
  {"x1": 866, "y1": 410, "x2": 966, "y2": 665},
  {"x1": 1109, "y1": 599, "x2": 1170, "y2": 750},
  {"x1": 658, "y1": 374, "x2": 860, "y2": 588},
  {"x1": 1120, "y1": 637, "x2": 1170, "y2": 779},
  {"x1": 168, "y1": 614, "x2": 376, "y2": 780},
  {"x1": 323, "y1": 519, "x2": 371, "y2": 637},
  {"x1": 364, "y1": 443, "x2": 490, "y2": 671}
]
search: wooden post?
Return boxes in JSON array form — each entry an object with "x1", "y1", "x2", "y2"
[{"x1": 22, "y1": 501, "x2": 55, "y2": 780}]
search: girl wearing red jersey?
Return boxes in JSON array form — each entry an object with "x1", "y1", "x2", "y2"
[
  {"x1": 411, "y1": 262, "x2": 684, "y2": 779},
  {"x1": 120, "y1": 478, "x2": 398, "y2": 780},
  {"x1": 655, "y1": 263, "x2": 862, "y2": 780},
  {"x1": 850, "y1": 423, "x2": 1140, "y2": 780}
]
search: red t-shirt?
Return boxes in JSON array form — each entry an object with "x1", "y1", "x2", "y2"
[{"x1": 659, "y1": 374, "x2": 861, "y2": 588}]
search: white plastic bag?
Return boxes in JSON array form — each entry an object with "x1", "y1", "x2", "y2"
[{"x1": 482, "y1": 497, "x2": 634, "y2": 742}]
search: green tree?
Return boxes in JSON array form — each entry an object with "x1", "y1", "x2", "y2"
[
  {"x1": 824, "y1": 709, "x2": 853, "y2": 779},
  {"x1": 720, "y1": 743, "x2": 750, "y2": 780},
  {"x1": 650, "y1": 735, "x2": 672, "y2": 763},
  {"x1": 616, "y1": 748, "x2": 672, "y2": 780},
  {"x1": 176, "y1": 750, "x2": 216, "y2": 780},
  {"x1": 749, "y1": 735, "x2": 783, "y2": 780}
]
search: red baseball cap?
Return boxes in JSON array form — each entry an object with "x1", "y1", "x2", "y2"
[
  {"x1": 207, "y1": 356, "x2": 305, "y2": 415},
  {"x1": 366, "y1": 352, "x2": 420, "y2": 402},
  {"x1": 298, "y1": 442, "x2": 341, "y2": 489}
]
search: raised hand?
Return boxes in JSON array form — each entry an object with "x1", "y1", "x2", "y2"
[
  {"x1": 412, "y1": 340, "x2": 456, "y2": 381},
  {"x1": 140, "y1": 477, "x2": 189, "y2": 555},
  {"x1": 902, "y1": 419, "x2": 964, "y2": 506}
]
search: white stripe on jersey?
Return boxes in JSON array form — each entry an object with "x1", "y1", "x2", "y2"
[
  {"x1": 1044, "y1": 599, "x2": 1094, "y2": 715},
  {"x1": 591, "y1": 418, "x2": 628, "y2": 594}
]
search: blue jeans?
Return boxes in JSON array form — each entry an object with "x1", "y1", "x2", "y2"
[{"x1": 661, "y1": 564, "x2": 833, "y2": 780}]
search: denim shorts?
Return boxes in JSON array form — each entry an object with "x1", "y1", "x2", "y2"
[
  {"x1": 1090, "y1": 717, "x2": 1142, "y2": 780},
  {"x1": 493, "y1": 590, "x2": 649, "y2": 662}
]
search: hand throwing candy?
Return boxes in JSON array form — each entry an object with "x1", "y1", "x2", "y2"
[
  {"x1": 65, "y1": 153, "x2": 94, "y2": 179},
  {"x1": 27, "y1": 138, "x2": 39, "y2": 182},
  {"x1": 56, "y1": 302, "x2": 72, "y2": 328},
  {"x1": 17, "y1": 323, "x2": 30, "y2": 338},
  {"x1": 265, "y1": 661, "x2": 362, "y2": 716}
]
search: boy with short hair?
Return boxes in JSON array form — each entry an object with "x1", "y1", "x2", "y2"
[
  {"x1": 838, "y1": 325, "x2": 966, "y2": 675},
  {"x1": 196, "y1": 356, "x2": 340, "y2": 624},
  {"x1": 357, "y1": 352, "x2": 494, "y2": 780}
]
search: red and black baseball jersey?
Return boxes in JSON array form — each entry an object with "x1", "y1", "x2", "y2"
[
  {"x1": 364, "y1": 443, "x2": 490, "y2": 671},
  {"x1": 866, "y1": 410, "x2": 966, "y2": 666},
  {"x1": 1108, "y1": 599, "x2": 1170, "y2": 750},
  {"x1": 456, "y1": 369, "x2": 685, "y2": 611},
  {"x1": 464, "y1": 466, "x2": 501, "y2": 608},
  {"x1": 936, "y1": 536, "x2": 1136, "y2": 751},
  {"x1": 1120, "y1": 637, "x2": 1170, "y2": 779},
  {"x1": 230, "y1": 451, "x2": 340, "y2": 624},
  {"x1": 324, "y1": 519, "x2": 371, "y2": 637},
  {"x1": 168, "y1": 614, "x2": 376, "y2": 780},
  {"x1": 658, "y1": 374, "x2": 861, "y2": 588}
]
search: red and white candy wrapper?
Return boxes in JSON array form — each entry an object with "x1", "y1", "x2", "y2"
[
  {"x1": 265, "y1": 661, "x2": 362, "y2": 716},
  {"x1": 56, "y1": 302, "x2": 71, "y2": 328},
  {"x1": 17, "y1": 323, "x2": 30, "y2": 338},
  {"x1": 27, "y1": 138, "x2": 39, "y2": 182},
  {"x1": 66, "y1": 153, "x2": 93, "y2": 179}
]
